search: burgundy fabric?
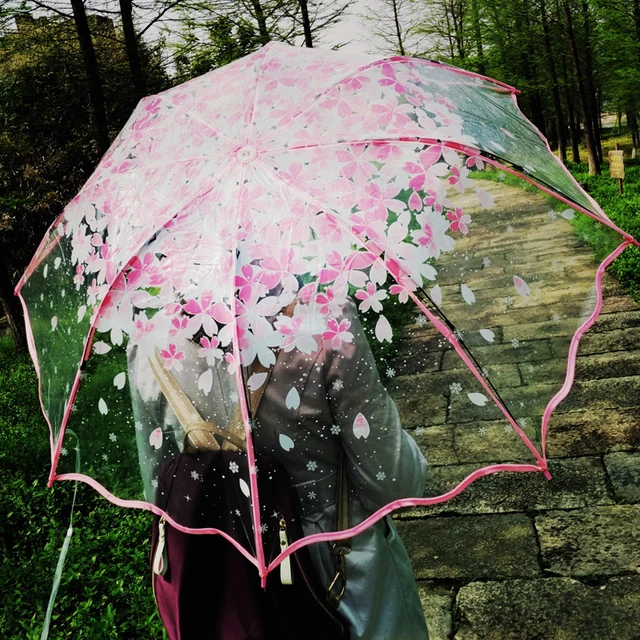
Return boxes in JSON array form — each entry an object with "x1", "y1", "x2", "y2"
[{"x1": 151, "y1": 450, "x2": 348, "y2": 640}]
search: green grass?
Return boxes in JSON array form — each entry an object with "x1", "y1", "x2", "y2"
[{"x1": 0, "y1": 337, "x2": 165, "y2": 639}]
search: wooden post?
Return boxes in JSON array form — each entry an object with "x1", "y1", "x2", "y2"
[{"x1": 609, "y1": 144, "x2": 625, "y2": 194}]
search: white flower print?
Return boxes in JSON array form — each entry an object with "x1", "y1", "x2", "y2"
[
  {"x1": 376, "y1": 471, "x2": 386, "y2": 481},
  {"x1": 331, "y1": 425, "x2": 341, "y2": 435},
  {"x1": 449, "y1": 382, "x2": 462, "y2": 395},
  {"x1": 307, "y1": 461, "x2": 317, "y2": 472},
  {"x1": 229, "y1": 461, "x2": 239, "y2": 473}
]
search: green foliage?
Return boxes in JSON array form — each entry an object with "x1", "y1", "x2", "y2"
[
  {"x1": 0, "y1": 337, "x2": 165, "y2": 638},
  {"x1": 173, "y1": 15, "x2": 265, "y2": 82},
  {"x1": 563, "y1": 161, "x2": 640, "y2": 303}
]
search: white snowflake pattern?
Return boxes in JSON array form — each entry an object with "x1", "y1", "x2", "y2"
[
  {"x1": 511, "y1": 338, "x2": 520, "y2": 349},
  {"x1": 151, "y1": 478, "x2": 159, "y2": 489},
  {"x1": 229, "y1": 461, "x2": 239, "y2": 473},
  {"x1": 478, "y1": 426, "x2": 487, "y2": 435},
  {"x1": 109, "y1": 433, "x2": 117, "y2": 442},
  {"x1": 552, "y1": 314, "x2": 562, "y2": 323},
  {"x1": 414, "y1": 426, "x2": 425, "y2": 435},
  {"x1": 60, "y1": 447, "x2": 68, "y2": 456},
  {"x1": 101, "y1": 453, "x2": 108, "y2": 462},
  {"x1": 191, "y1": 470, "x2": 200, "y2": 480},
  {"x1": 551, "y1": 260, "x2": 559, "y2": 271},
  {"x1": 505, "y1": 296, "x2": 514, "y2": 307},
  {"x1": 547, "y1": 210, "x2": 557, "y2": 221},
  {"x1": 415, "y1": 315, "x2": 427, "y2": 327},
  {"x1": 517, "y1": 417, "x2": 529, "y2": 428},
  {"x1": 135, "y1": 421, "x2": 143, "y2": 432},
  {"x1": 503, "y1": 424, "x2": 513, "y2": 434},
  {"x1": 259, "y1": 523, "x2": 269, "y2": 534},
  {"x1": 235, "y1": 509, "x2": 241, "y2": 516},
  {"x1": 332, "y1": 379, "x2": 344, "y2": 391},
  {"x1": 527, "y1": 364, "x2": 535, "y2": 373},
  {"x1": 185, "y1": 495, "x2": 191, "y2": 502},
  {"x1": 229, "y1": 391, "x2": 239, "y2": 403},
  {"x1": 307, "y1": 461, "x2": 318, "y2": 472},
  {"x1": 308, "y1": 491, "x2": 317, "y2": 499},
  {"x1": 582, "y1": 234, "x2": 590, "y2": 242},
  {"x1": 506, "y1": 225, "x2": 514, "y2": 233},
  {"x1": 330, "y1": 425, "x2": 341, "y2": 435},
  {"x1": 449, "y1": 382, "x2": 462, "y2": 395},
  {"x1": 386, "y1": 367, "x2": 396, "y2": 377},
  {"x1": 497, "y1": 171, "x2": 506, "y2": 181},
  {"x1": 376, "y1": 471, "x2": 386, "y2": 481},
  {"x1": 482, "y1": 257, "x2": 492, "y2": 268}
]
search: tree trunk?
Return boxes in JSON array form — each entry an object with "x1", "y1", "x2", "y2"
[
  {"x1": 0, "y1": 259, "x2": 27, "y2": 353},
  {"x1": 251, "y1": 0, "x2": 270, "y2": 44},
  {"x1": 580, "y1": 0, "x2": 602, "y2": 163},
  {"x1": 520, "y1": 3, "x2": 547, "y2": 137},
  {"x1": 298, "y1": 0, "x2": 313, "y2": 47},
  {"x1": 563, "y1": 0, "x2": 600, "y2": 174},
  {"x1": 119, "y1": 0, "x2": 147, "y2": 99},
  {"x1": 392, "y1": 0, "x2": 406, "y2": 55},
  {"x1": 541, "y1": 0, "x2": 567, "y2": 163},
  {"x1": 628, "y1": 111, "x2": 639, "y2": 156},
  {"x1": 470, "y1": 0, "x2": 485, "y2": 74},
  {"x1": 70, "y1": 0, "x2": 109, "y2": 156}
]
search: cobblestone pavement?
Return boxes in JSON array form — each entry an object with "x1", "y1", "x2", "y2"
[{"x1": 390, "y1": 181, "x2": 640, "y2": 639}]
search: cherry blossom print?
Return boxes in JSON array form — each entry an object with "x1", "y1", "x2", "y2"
[
  {"x1": 513, "y1": 276, "x2": 531, "y2": 297},
  {"x1": 160, "y1": 343, "x2": 185, "y2": 371},
  {"x1": 447, "y1": 208, "x2": 472, "y2": 235},
  {"x1": 149, "y1": 428, "x2": 163, "y2": 450},
  {"x1": 197, "y1": 336, "x2": 223, "y2": 365},
  {"x1": 322, "y1": 318, "x2": 354, "y2": 349},
  {"x1": 353, "y1": 413, "x2": 371, "y2": 439},
  {"x1": 375, "y1": 315, "x2": 393, "y2": 343},
  {"x1": 355, "y1": 283, "x2": 388, "y2": 313},
  {"x1": 285, "y1": 387, "x2": 301, "y2": 410},
  {"x1": 279, "y1": 434, "x2": 295, "y2": 452},
  {"x1": 412, "y1": 209, "x2": 455, "y2": 258}
]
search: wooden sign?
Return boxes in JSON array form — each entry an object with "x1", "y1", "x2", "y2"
[{"x1": 609, "y1": 150, "x2": 625, "y2": 179}]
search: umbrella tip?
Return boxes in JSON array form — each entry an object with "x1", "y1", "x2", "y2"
[{"x1": 542, "y1": 468, "x2": 552, "y2": 481}]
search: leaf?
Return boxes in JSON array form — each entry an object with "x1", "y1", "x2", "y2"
[
  {"x1": 513, "y1": 275, "x2": 531, "y2": 297},
  {"x1": 198, "y1": 369, "x2": 213, "y2": 395},
  {"x1": 279, "y1": 434, "x2": 295, "y2": 451},
  {"x1": 561, "y1": 209, "x2": 575, "y2": 220},
  {"x1": 476, "y1": 187, "x2": 495, "y2": 209},
  {"x1": 467, "y1": 393, "x2": 488, "y2": 406},
  {"x1": 285, "y1": 387, "x2": 300, "y2": 410},
  {"x1": 93, "y1": 341, "x2": 111, "y2": 355},
  {"x1": 247, "y1": 372, "x2": 268, "y2": 391},
  {"x1": 113, "y1": 372, "x2": 126, "y2": 390},
  {"x1": 430, "y1": 285, "x2": 442, "y2": 305},
  {"x1": 461, "y1": 284, "x2": 475, "y2": 305},
  {"x1": 98, "y1": 398, "x2": 108, "y2": 415},
  {"x1": 239, "y1": 478, "x2": 251, "y2": 498},
  {"x1": 149, "y1": 428, "x2": 163, "y2": 450},
  {"x1": 375, "y1": 315, "x2": 393, "y2": 343},
  {"x1": 353, "y1": 413, "x2": 370, "y2": 439},
  {"x1": 479, "y1": 329, "x2": 495, "y2": 343}
]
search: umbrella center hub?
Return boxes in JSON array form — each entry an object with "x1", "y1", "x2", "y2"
[{"x1": 236, "y1": 145, "x2": 258, "y2": 164}]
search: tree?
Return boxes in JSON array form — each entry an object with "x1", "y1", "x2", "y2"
[{"x1": 0, "y1": 11, "x2": 168, "y2": 349}]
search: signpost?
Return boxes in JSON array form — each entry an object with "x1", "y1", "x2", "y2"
[{"x1": 609, "y1": 145, "x2": 625, "y2": 194}]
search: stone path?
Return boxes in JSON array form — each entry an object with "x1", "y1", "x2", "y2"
[{"x1": 390, "y1": 181, "x2": 640, "y2": 639}]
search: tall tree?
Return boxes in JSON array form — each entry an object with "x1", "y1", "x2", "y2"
[
  {"x1": 563, "y1": 0, "x2": 600, "y2": 173},
  {"x1": 119, "y1": 0, "x2": 148, "y2": 98},
  {"x1": 70, "y1": 0, "x2": 110, "y2": 155}
]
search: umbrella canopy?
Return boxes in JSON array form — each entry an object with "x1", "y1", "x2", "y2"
[{"x1": 17, "y1": 42, "x2": 638, "y2": 577}]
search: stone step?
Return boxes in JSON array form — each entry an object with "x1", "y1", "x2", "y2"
[
  {"x1": 545, "y1": 408, "x2": 640, "y2": 457},
  {"x1": 399, "y1": 456, "x2": 613, "y2": 517},
  {"x1": 417, "y1": 583, "x2": 454, "y2": 640},
  {"x1": 536, "y1": 505, "x2": 640, "y2": 577},
  {"x1": 604, "y1": 451, "x2": 640, "y2": 503},
  {"x1": 397, "y1": 513, "x2": 541, "y2": 580},
  {"x1": 454, "y1": 576, "x2": 640, "y2": 640}
]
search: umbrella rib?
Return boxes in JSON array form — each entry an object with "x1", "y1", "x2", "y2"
[
  {"x1": 256, "y1": 157, "x2": 548, "y2": 469},
  {"x1": 46, "y1": 165, "x2": 237, "y2": 483},
  {"x1": 262, "y1": 136, "x2": 636, "y2": 245},
  {"x1": 262, "y1": 56, "x2": 518, "y2": 147}
]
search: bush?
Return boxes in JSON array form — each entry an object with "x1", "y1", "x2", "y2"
[{"x1": 0, "y1": 337, "x2": 165, "y2": 639}]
